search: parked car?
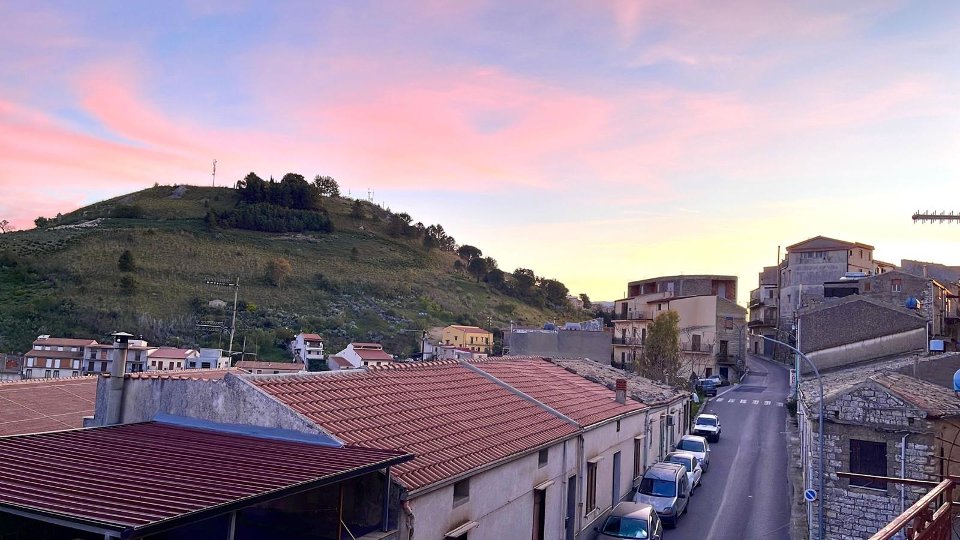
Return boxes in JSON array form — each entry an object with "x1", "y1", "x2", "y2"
[
  {"x1": 633, "y1": 462, "x2": 690, "y2": 527},
  {"x1": 692, "y1": 413, "x2": 722, "y2": 442},
  {"x1": 676, "y1": 434, "x2": 711, "y2": 472},
  {"x1": 703, "y1": 374, "x2": 730, "y2": 387},
  {"x1": 699, "y1": 378, "x2": 717, "y2": 397},
  {"x1": 595, "y1": 502, "x2": 663, "y2": 540},
  {"x1": 665, "y1": 451, "x2": 703, "y2": 494}
]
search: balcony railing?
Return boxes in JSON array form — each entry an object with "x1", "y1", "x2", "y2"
[
  {"x1": 613, "y1": 337, "x2": 645, "y2": 346},
  {"x1": 748, "y1": 316, "x2": 777, "y2": 328},
  {"x1": 858, "y1": 475, "x2": 956, "y2": 540}
]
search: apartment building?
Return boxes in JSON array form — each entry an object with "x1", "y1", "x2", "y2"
[
  {"x1": 748, "y1": 266, "x2": 780, "y2": 355},
  {"x1": 612, "y1": 275, "x2": 745, "y2": 380},
  {"x1": 84, "y1": 339, "x2": 150, "y2": 375},
  {"x1": 291, "y1": 332, "x2": 324, "y2": 364},
  {"x1": 441, "y1": 325, "x2": 493, "y2": 354},
  {"x1": 23, "y1": 336, "x2": 98, "y2": 379}
]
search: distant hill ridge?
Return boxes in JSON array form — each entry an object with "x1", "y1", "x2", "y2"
[{"x1": 0, "y1": 180, "x2": 585, "y2": 359}]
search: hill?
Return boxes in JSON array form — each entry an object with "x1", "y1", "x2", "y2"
[{"x1": 0, "y1": 183, "x2": 584, "y2": 360}]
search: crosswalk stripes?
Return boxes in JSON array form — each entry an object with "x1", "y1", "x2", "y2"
[{"x1": 707, "y1": 398, "x2": 786, "y2": 407}]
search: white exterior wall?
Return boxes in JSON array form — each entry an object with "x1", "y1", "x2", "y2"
[
  {"x1": 294, "y1": 334, "x2": 324, "y2": 361},
  {"x1": 403, "y1": 439, "x2": 573, "y2": 540},
  {"x1": 580, "y1": 413, "x2": 649, "y2": 531}
]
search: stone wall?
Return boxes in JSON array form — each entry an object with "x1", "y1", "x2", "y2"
[{"x1": 804, "y1": 383, "x2": 938, "y2": 539}]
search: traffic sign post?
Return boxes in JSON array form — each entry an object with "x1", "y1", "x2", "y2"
[{"x1": 804, "y1": 489, "x2": 817, "y2": 503}]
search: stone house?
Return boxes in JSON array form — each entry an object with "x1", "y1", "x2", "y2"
[
  {"x1": 858, "y1": 269, "x2": 959, "y2": 350},
  {"x1": 748, "y1": 266, "x2": 779, "y2": 356},
  {"x1": 797, "y1": 353, "x2": 960, "y2": 539},
  {"x1": 797, "y1": 296, "x2": 927, "y2": 372}
]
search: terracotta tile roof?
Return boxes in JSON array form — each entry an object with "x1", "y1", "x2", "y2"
[
  {"x1": 147, "y1": 348, "x2": 198, "y2": 359},
  {"x1": 0, "y1": 421, "x2": 411, "y2": 537},
  {"x1": 115, "y1": 368, "x2": 239, "y2": 381},
  {"x1": 329, "y1": 356, "x2": 354, "y2": 369},
  {"x1": 872, "y1": 372, "x2": 960, "y2": 418},
  {"x1": 301, "y1": 333, "x2": 323, "y2": 341},
  {"x1": 449, "y1": 325, "x2": 491, "y2": 334},
  {"x1": 0, "y1": 377, "x2": 97, "y2": 436},
  {"x1": 236, "y1": 361, "x2": 304, "y2": 373},
  {"x1": 31, "y1": 337, "x2": 99, "y2": 348},
  {"x1": 542, "y1": 357, "x2": 689, "y2": 407},
  {"x1": 469, "y1": 357, "x2": 646, "y2": 426},
  {"x1": 355, "y1": 349, "x2": 394, "y2": 361},
  {"x1": 350, "y1": 342, "x2": 383, "y2": 349},
  {"x1": 249, "y1": 361, "x2": 579, "y2": 492}
]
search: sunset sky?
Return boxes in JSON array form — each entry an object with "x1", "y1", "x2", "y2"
[{"x1": 2, "y1": 1, "x2": 959, "y2": 303}]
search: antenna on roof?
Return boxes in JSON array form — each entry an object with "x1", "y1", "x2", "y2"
[
  {"x1": 212, "y1": 159, "x2": 217, "y2": 187},
  {"x1": 913, "y1": 210, "x2": 960, "y2": 224}
]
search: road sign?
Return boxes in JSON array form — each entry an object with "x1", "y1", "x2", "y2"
[{"x1": 804, "y1": 489, "x2": 817, "y2": 502}]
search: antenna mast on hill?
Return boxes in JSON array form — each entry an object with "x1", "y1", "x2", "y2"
[
  {"x1": 203, "y1": 277, "x2": 240, "y2": 364},
  {"x1": 212, "y1": 159, "x2": 217, "y2": 187},
  {"x1": 913, "y1": 210, "x2": 960, "y2": 223}
]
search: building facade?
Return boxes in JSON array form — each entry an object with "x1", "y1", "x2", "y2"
[
  {"x1": 23, "y1": 336, "x2": 98, "y2": 379},
  {"x1": 441, "y1": 325, "x2": 493, "y2": 354},
  {"x1": 292, "y1": 332, "x2": 324, "y2": 365}
]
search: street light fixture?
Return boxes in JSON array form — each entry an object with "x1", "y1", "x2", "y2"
[{"x1": 758, "y1": 334, "x2": 825, "y2": 540}]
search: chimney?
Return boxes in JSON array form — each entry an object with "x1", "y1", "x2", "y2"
[
  {"x1": 615, "y1": 378, "x2": 627, "y2": 404},
  {"x1": 104, "y1": 331, "x2": 133, "y2": 426}
]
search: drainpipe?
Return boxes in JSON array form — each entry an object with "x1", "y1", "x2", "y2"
[
  {"x1": 900, "y1": 434, "x2": 909, "y2": 516},
  {"x1": 577, "y1": 434, "x2": 585, "y2": 538},
  {"x1": 561, "y1": 438, "x2": 569, "y2": 536},
  {"x1": 401, "y1": 499, "x2": 415, "y2": 540}
]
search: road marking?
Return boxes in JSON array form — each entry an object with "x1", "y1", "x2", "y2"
[
  {"x1": 739, "y1": 399, "x2": 747, "y2": 404},
  {"x1": 764, "y1": 400, "x2": 771, "y2": 406},
  {"x1": 714, "y1": 398, "x2": 723, "y2": 402},
  {"x1": 752, "y1": 400, "x2": 759, "y2": 405},
  {"x1": 777, "y1": 402, "x2": 784, "y2": 407}
]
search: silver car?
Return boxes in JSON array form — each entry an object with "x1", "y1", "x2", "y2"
[
  {"x1": 632, "y1": 462, "x2": 690, "y2": 527},
  {"x1": 676, "y1": 434, "x2": 711, "y2": 472},
  {"x1": 666, "y1": 451, "x2": 703, "y2": 494},
  {"x1": 595, "y1": 502, "x2": 663, "y2": 540}
]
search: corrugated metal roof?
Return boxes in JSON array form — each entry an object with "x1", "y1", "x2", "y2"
[
  {"x1": 0, "y1": 422, "x2": 411, "y2": 537},
  {"x1": 250, "y1": 361, "x2": 579, "y2": 492},
  {"x1": 0, "y1": 377, "x2": 97, "y2": 436}
]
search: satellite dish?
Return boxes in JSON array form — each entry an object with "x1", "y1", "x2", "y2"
[{"x1": 952, "y1": 369, "x2": 960, "y2": 393}]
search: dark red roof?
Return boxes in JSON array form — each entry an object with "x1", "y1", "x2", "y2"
[
  {"x1": 470, "y1": 357, "x2": 646, "y2": 426},
  {"x1": 0, "y1": 378, "x2": 97, "y2": 436},
  {"x1": 355, "y1": 349, "x2": 394, "y2": 361},
  {"x1": 250, "y1": 361, "x2": 579, "y2": 492},
  {"x1": 301, "y1": 333, "x2": 323, "y2": 341},
  {"x1": 0, "y1": 422, "x2": 411, "y2": 537}
]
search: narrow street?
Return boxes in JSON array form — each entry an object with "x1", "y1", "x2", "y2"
[{"x1": 669, "y1": 354, "x2": 793, "y2": 539}]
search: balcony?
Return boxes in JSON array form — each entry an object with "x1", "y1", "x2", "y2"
[
  {"x1": 613, "y1": 337, "x2": 645, "y2": 346},
  {"x1": 748, "y1": 316, "x2": 777, "y2": 328},
  {"x1": 716, "y1": 353, "x2": 738, "y2": 365}
]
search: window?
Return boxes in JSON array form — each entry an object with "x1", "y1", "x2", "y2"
[
  {"x1": 864, "y1": 282, "x2": 872, "y2": 292},
  {"x1": 70, "y1": 347, "x2": 78, "y2": 352},
  {"x1": 26, "y1": 357, "x2": 34, "y2": 367},
  {"x1": 892, "y1": 279, "x2": 902, "y2": 293},
  {"x1": 25, "y1": 369, "x2": 33, "y2": 378},
  {"x1": 850, "y1": 439, "x2": 887, "y2": 490},
  {"x1": 57, "y1": 346, "x2": 63, "y2": 352},
  {"x1": 168, "y1": 361, "x2": 174, "y2": 370},
  {"x1": 87, "y1": 361, "x2": 95, "y2": 372},
  {"x1": 201, "y1": 362, "x2": 211, "y2": 369},
  {"x1": 453, "y1": 478, "x2": 470, "y2": 506},
  {"x1": 71, "y1": 371, "x2": 78, "y2": 377},
  {"x1": 621, "y1": 352, "x2": 626, "y2": 363},
  {"x1": 616, "y1": 420, "x2": 621, "y2": 432},
  {"x1": 34, "y1": 344, "x2": 40, "y2": 350},
  {"x1": 585, "y1": 462, "x2": 598, "y2": 513},
  {"x1": 538, "y1": 448, "x2": 549, "y2": 468},
  {"x1": 53, "y1": 370, "x2": 60, "y2": 378},
  {"x1": 44, "y1": 370, "x2": 51, "y2": 378},
  {"x1": 641, "y1": 328, "x2": 646, "y2": 344},
  {"x1": 633, "y1": 438, "x2": 644, "y2": 479},
  {"x1": 691, "y1": 334, "x2": 701, "y2": 351},
  {"x1": 657, "y1": 303, "x2": 663, "y2": 312}
]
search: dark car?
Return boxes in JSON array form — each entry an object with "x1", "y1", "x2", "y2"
[{"x1": 699, "y1": 378, "x2": 717, "y2": 397}]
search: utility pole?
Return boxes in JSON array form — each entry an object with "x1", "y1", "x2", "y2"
[
  {"x1": 205, "y1": 277, "x2": 240, "y2": 364},
  {"x1": 912, "y1": 210, "x2": 960, "y2": 223}
]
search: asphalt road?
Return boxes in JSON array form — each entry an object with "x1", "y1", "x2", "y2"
[{"x1": 668, "y1": 354, "x2": 793, "y2": 540}]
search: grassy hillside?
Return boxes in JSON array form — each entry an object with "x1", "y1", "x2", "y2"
[{"x1": 0, "y1": 185, "x2": 574, "y2": 359}]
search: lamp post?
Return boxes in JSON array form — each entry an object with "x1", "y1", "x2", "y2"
[{"x1": 759, "y1": 334, "x2": 824, "y2": 540}]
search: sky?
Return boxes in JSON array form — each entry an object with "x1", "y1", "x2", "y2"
[{"x1": 2, "y1": 1, "x2": 959, "y2": 304}]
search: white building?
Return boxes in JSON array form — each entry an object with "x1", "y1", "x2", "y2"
[
  {"x1": 93, "y1": 355, "x2": 690, "y2": 540},
  {"x1": 292, "y1": 333, "x2": 324, "y2": 364},
  {"x1": 327, "y1": 342, "x2": 393, "y2": 370}
]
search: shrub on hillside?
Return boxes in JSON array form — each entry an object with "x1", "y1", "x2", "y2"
[
  {"x1": 111, "y1": 205, "x2": 144, "y2": 219},
  {"x1": 221, "y1": 203, "x2": 333, "y2": 233}
]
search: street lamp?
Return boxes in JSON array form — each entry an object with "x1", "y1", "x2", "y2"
[{"x1": 758, "y1": 334, "x2": 824, "y2": 540}]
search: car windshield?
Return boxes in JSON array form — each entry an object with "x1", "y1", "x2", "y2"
[
  {"x1": 696, "y1": 417, "x2": 717, "y2": 427},
  {"x1": 678, "y1": 439, "x2": 705, "y2": 452},
  {"x1": 668, "y1": 456, "x2": 692, "y2": 472},
  {"x1": 639, "y1": 478, "x2": 676, "y2": 497},
  {"x1": 701, "y1": 380, "x2": 715, "y2": 387},
  {"x1": 601, "y1": 516, "x2": 649, "y2": 539}
]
